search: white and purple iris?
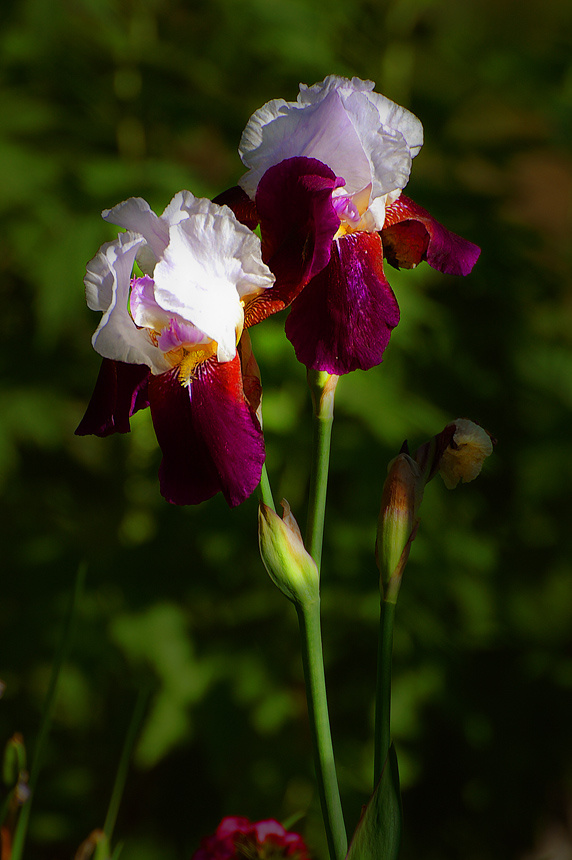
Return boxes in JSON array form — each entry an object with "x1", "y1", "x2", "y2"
[
  {"x1": 76, "y1": 191, "x2": 275, "y2": 506},
  {"x1": 217, "y1": 75, "x2": 481, "y2": 375}
]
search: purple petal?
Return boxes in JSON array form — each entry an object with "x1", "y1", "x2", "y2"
[
  {"x1": 285, "y1": 231, "x2": 400, "y2": 374},
  {"x1": 253, "y1": 157, "x2": 343, "y2": 312},
  {"x1": 382, "y1": 195, "x2": 480, "y2": 276},
  {"x1": 148, "y1": 355, "x2": 264, "y2": 507},
  {"x1": 212, "y1": 185, "x2": 259, "y2": 231},
  {"x1": 75, "y1": 359, "x2": 150, "y2": 437}
]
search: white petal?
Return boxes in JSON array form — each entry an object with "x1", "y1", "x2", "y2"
[
  {"x1": 299, "y1": 76, "x2": 423, "y2": 157},
  {"x1": 86, "y1": 232, "x2": 170, "y2": 374},
  {"x1": 239, "y1": 89, "x2": 371, "y2": 198},
  {"x1": 152, "y1": 222, "x2": 242, "y2": 363},
  {"x1": 367, "y1": 195, "x2": 388, "y2": 231},
  {"x1": 297, "y1": 74, "x2": 376, "y2": 105},
  {"x1": 238, "y1": 75, "x2": 424, "y2": 207},
  {"x1": 152, "y1": 202, "x2": 274, "y2": 363},
  {"x1": 364, "y1": 90, "x2": 424, "y2": 157},
  {"x1": 161, "y1": 189, "x2": 213, "y2": 225},
  {"x1": 102, "y1": 198, "x2": 169, "y2": 264}
]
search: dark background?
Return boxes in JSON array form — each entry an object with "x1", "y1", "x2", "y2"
[{"x1": 1, "y1": 0, "x2": 572, "y2": 857}]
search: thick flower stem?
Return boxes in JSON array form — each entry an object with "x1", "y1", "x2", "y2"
[
  {"x1": 374, "y1": 598, "x2": 396, "y2": 787},
  {"x1": 305, "y1": 371, "x2": 339, "y2": 570},
  {"x1": 296, "y1": 600, "x2": 347, "y2": 860}
]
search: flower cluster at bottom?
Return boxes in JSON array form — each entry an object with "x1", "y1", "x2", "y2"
[{"x1": 192, "y1": 816, "x2": 311, "y2": 860}]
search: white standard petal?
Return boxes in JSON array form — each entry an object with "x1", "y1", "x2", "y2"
[
  {"x1": 239, "y1": 88, "x2": 371, "y2": 199},
  {"x1": 333, "y1": 83, "x2": 423, "y2": 206},
  {"x1": 364, "y1": 89, "x2": 424, "y2": 158},
  {"x1": 152, "y1": 201, "x2": 274, "y2": 364},
  {"x1": 160, "y1": 189, "x2": 214, "y2": 225},
  {"x1": 297, "y1": 74, "x2": 376, "y2": 105},
  {"x1": 102, "y1": 198, "x2": 170, "y2": 269},
  {"x1": 298, "y1": 76, "x2": 423, "y2": 158},
  {"x1": 86, "y1": 232, "x2": 170, "y2": 374}
]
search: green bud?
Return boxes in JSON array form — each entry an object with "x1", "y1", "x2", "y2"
[{"x1": 258, "y1": 501, "x2": 320, "y2": 607}]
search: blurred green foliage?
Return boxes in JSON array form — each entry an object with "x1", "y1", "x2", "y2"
[{"x1": 1, "y1": 0, "x2": 572, "y2": 857}]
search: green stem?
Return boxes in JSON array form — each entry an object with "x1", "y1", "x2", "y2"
[
  {"x1": 374, "y1": 599, "x2": 396, "y2": 787},
  {"x1": 104, "y1": 684, "x2": 150, "y2": 843},
  {"x1": 305, "y1": 371, "x2": 339, "y2": 570},
  {"x1": 257, "y1": 462, "x2": 276, "y2": 512},
  {"x1": 296, "y1": 601, "x2": 347, "y2": 860},
  {"x1": 11, "y1": 563, "x2": 86, "y2": 860}
]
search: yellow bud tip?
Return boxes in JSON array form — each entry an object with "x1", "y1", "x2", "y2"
[{"x1": 439, "y1": 419, "x2": 494, "y2": 489}]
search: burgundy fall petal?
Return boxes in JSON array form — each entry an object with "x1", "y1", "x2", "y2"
[
  {"x1": 148, "y1": 356, "x2": 265, "y2": 507},
  {"x1": 75, "y1": 358, "x2": 150, "y2": 437},
  {"x1": 382, "y1": 195, "x2": 480, "y2": 276},
  {"x1": 212, "y1": 185, "x2": 259, "y2": 231},
  {"x1": 285, "y1": 231, "x2": 400, "y2": 374},
  {"x1": 245, "y1": 157, "x2": 342, "y2": 326}
]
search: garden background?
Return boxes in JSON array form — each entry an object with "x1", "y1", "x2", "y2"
[{"x1": 2, "y1": 0, "x2": 572, "y2": 857}]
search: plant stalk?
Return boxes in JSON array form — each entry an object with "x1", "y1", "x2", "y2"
[
  {"x1": 305, "y1": 371, "x2": 339, "y2": 570},
  {"x1": 296, "y1": 600, "x2": 347, "y2": 860},
  {"x1": 373, "y1": 598, "x2": 396, "y2": 787}
]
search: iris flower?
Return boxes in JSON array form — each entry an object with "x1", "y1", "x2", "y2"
[
  {"x1": 216, "y1": 75, "x2": 481, "y2": 375},
  {"x1": 76, "y1": 191, "x2": 275, "y2": 506}
]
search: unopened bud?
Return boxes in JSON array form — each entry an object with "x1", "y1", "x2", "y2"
[
  {"x1": 74, "y1": 829, "x2": 111, "y2": 860},
  {"x1": 376, "y1": 453, "x2": 424, "y2": 603},
  {"x1": 439, "y1": 419, "x2": 494, "y2": 489},
  {"x1": 3, "y1": 733, "x2": 26, "y2": 788},
  {"x1": 258, "y1": 501, "x2": 319, "y2": 607}
]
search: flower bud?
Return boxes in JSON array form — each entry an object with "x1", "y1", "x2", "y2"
[
  {"x1": 3, "y1": 733, "x2": 26, "y2": 789},
  {"x1": 74, "y1": 829, "x2": 111, "y2": 860},
  {"x1": 438, "y1": 419, "x2": 494, "y2": 489},
  {"x1": 258, "y1": 501, "x2": 319, "y2": 607},
  {"x1": 376, "y1": 453, "x2": 424, "y2": 603}
]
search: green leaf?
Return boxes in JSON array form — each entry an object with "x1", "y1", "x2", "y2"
[{"x1": 345, "y1": 745, "x2": 402, "y2": 860}]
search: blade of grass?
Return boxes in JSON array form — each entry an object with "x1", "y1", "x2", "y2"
[{"x1": 11, "y1": 563, "x2": 86, "y2": 860}]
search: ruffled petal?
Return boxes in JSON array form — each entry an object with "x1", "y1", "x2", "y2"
[
  {"x1": 243, "y1": 157, "x2": 341, "y2": 327},
  {"x1": 86, "y1": 232, "x2": 170, "y2": 374},
  {"x1": 285, "y1": 231, "x2": 400, "y2": 374},
  {"x1": 152, "y1": 203, "x2": 274, "y2": 363},
  {"x1": 341, "y1": 89, "x2": 417, "y2": 201},
  {"x1": 152, "y1": 222, "x2": 244, "y2": 363},
  {"x1": 382, "y1": 195, "x2": 481, "y2": 276},
  {"x1": 239, "y1": 89, "x2": 371, "y2": 200},
  {"x1": 75, "y1": 358, "x2": 150, "y2": 437},
  {"x1": 148, "y1": 355, "x2": 265, "y2": 506},
  {"x1": 102, "y1": 197, "x2": 170, "y2": 264},
  {"x1": 360, "y1": 87, "x2": 423, "y2": 157}
]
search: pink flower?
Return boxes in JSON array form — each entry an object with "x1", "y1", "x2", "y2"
[
  {"x1": 192, "y1": 816, "x2": 311, "y2": 860},
  {"x1": 76, "y1": 192, "x2": 274, "y2": 506},
  {"x1": 216, "y1": 75, "x2": 480, "y2": 375}
]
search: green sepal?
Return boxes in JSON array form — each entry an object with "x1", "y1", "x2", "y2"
[{"x1": 345, "y1": 744, "x2": 402, "y2": 860}]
